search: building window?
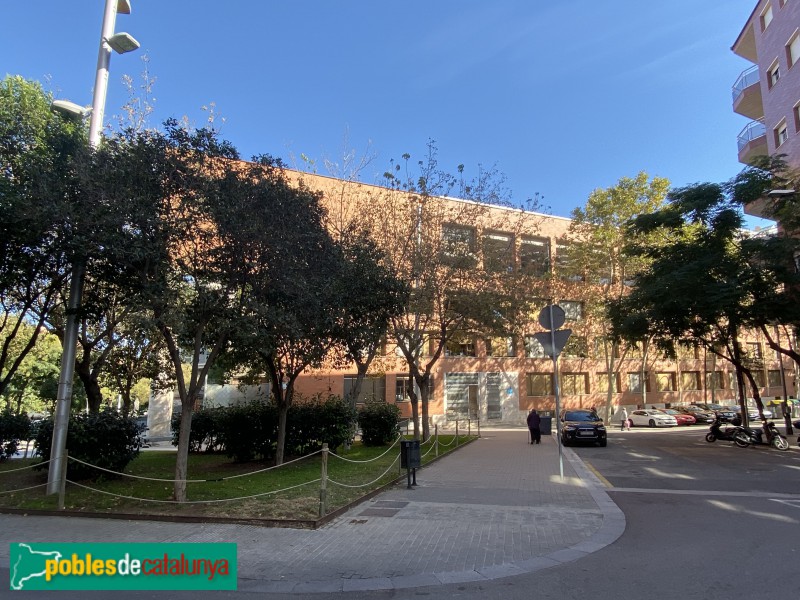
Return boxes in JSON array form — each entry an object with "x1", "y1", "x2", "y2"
[
  {"x1": 555, "y1": 241, "x2": 584, "y2": 281},
  {"x1": 768, "y1": 61, "x2": 781, "y2": 88},
  {"x1": 482, "y1": 231, "x2": 514, "y2": 272},
  {"x1": 519, "y1": 236, "x2": 550, "y2": 276},
  {"x1": 561, "y1": 372, "x2": 588, "y2": 395},
  {"x1": 787, "y1": 31, "x2": 800, "y2": 68},
  {"x1": 655, "y1": 372, "x2": 676, "y2": 392},
  {"x1": 793, "y1": 102, "x2": 800, "y2": 132},
  {"x1": 746, "y1": 342, "x2": 763, "y2": 359},
  {"x1": 706, "y1": 371, "x2": 725, "y2": 390},
  {"x1": 593, "y1": 337, "x2": 620, "y2": 359},
  {"x1": 597, "y1": 372, "x2": 621, "y2": 393},
  {"x1": 752, "y1": 370, "x2": 766, "y2": 387},
  {"x1": 486, "y1": 336, "x2": 516, "y2": 357},
  {"x1": 395, "y1": 376, "x2": 411, "y2": 402},
  {"x1": 628, "y1": 372, "x2": 651, "y2": 393},
  {"x1": 768, "y1": 370, "x2": 782, "y2": 388},
  {"x1": 563, "y1": 335, "x2": 589, "y2": 358},
  {"x1": 561, "y1": 300, "x2": 584, "y2": 321},
  {"x1": 445, "y1": 334, "x2": 476, "y2": 357},
  {"x1": 681, "y1": 371, "x2": 701, "y2": 390},
  {"x1": 524, "y1": 335, "x2": 547, "y2": 358},
  {"x1": 441, "y1": 224, "x2": 478, "y2": 268},
  {"x1": 344, "y1": 376, "x2": 386, "y2": 403},
  {"x1": 775, "y1": 121, "x2": 789, "y2": 147},
  {"x1": 761, "y1": 3, "x2": 774, "y2": 31},
  {"x1": 526, "y1": 373, "x2": 553, "y2": 396}
]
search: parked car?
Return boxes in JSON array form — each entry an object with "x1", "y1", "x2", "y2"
[
  {"x1": 693, "y1": 404, "x2": 737, "y2": 422},
  {"x1": 559, "y1": 409, "x2": 607, "y2": 447},
  {"x1": 672, "y1": 406, "x2": 715, "y2": 424},
  {"x1": 658, "y1": 408, "x2": 696, "y2": 426},
  {"x1": 629, "y1": 409, "x2": 678, "y2": 428}
]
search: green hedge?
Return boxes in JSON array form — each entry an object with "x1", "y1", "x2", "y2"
[
  {"x1": 171, "y1": 395, "x2": 358, "y2": 462},
  {"x1": 34, "y1": 409, "x2": 145, "y2": 479},
  {"x1": 358, "y1": 402, "x2": 401, "y2": 446},
  {"x1": 0, "y1": 410, "x2": 31, "y2": 460}
]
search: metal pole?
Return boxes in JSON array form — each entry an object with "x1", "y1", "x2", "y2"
[
  {"x1": 48, "y1": 0, "x2": 127, "y2": 496},
  {"x1": 549, "y1": 304, "x2": 564, "y2": 479},
  {"x1": 88, "y1": 0, "x2": 120, "y2": 147},
  {"x1": 47, "y1": 261, "x2": 85, "y2": 494},
  {"x1": 318, "y1": 443, "x2": 328, "y2": 517}
]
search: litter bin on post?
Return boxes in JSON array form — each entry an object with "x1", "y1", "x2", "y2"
[{"x1": 400, "y1": 440, "x2": 420, "y2": 488}]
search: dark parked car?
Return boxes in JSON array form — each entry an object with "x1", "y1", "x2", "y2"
[
  {"x1": 672, "y1": 406, "x2": 715, "y2": 424},
  {"x1": 560, "y1": 409, "x2": 607, "y2": 447},
  {"x1": 692, "y1": 404, "x2": 737, "y2": 422}
]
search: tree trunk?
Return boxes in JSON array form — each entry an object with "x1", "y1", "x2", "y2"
[
  {"x1": 75, "y1": 359, "x2": 103, "y2": 413},
  {"x1": 407, "y1": 382, "x2": 420, "y2": 440},
  {"x1": 420, "y1": 377, "x2": 430, "y2": 442},
  {"x1": 276, "y1": 400, "x2": 289, "y2": 466},
  {"x1": 173, "y1": 400, "x2": 193, "y2": 502}
]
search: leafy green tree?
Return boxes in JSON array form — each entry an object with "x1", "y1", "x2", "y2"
[{"x1": 565, "y1": 172, "x2": 669, "y2": 420}]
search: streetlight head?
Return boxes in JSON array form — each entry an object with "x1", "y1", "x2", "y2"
[
  {"x1": 107, "y1": 32, "x2": 140, "y2": 54},
  {"x1": 51, "y1": 100, "x2": 92, "y2": 120},
  {"x1": 767, "y1": 189, "x2": 796, "y2": 197}
]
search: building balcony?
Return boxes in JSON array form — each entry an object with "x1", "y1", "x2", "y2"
[
  {"x1": 737, "y1": 120, "x2": 767, "y2": 164},
  {"x1": 732, "y1": 66, "x2": 763, "y2": 120}
]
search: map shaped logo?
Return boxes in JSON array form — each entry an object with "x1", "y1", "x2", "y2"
[{"x1": 10, "y1": 543, "x2": 62, "y2": 590}]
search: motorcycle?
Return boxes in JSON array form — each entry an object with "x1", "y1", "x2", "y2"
[
  {"x1": 739, "y1": 421, "x2": 790, "y2": 451},
  {"x1": 705, "y1": 415, "x2": 750, "y2": 447}
]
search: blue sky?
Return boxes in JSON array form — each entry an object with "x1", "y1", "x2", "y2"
[{"x1": 1, "y1": 0, "x2": 766, "y2": 223}]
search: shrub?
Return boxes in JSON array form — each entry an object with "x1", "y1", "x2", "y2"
[
  {"x1": 220, "y1": 401, "x2": 277, "y2": 463},
  {"x1": 171, "y1": 407, "x2": 226, "y2": 453},
  {"x1": 34, "y1": 409, "x2": 144, "y2": 479},
  {"x1": 285, "y1": 395, "x2": 357, "y2": 455},
  {"x1": 358, "y1": 402, "x2": 401, "y2": 446},
  {"x1": 0, "y1": 410, "x2": 31, "y2": 460}
]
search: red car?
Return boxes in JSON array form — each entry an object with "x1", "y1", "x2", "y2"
[{"x1": 659, "y1": 409, "x2": 696, "y2": 426}]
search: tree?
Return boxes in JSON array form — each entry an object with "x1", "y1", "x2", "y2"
[
  {"x1": 0, "y1": 76, "x2": 82, "y2": 398},
  {"x1": 565, "y1": 172, "x2": 670, "y2": 420},
  {"x1": 607, "y1": 181, "x2": 774, "y2": 424},
  {"x1": 379, "y1": 142, "x2": 530, "y2": 440}
]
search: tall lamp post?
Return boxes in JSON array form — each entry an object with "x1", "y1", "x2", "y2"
[{"x1": 47, "y1": 0, "x2": 140, "y2": 495}]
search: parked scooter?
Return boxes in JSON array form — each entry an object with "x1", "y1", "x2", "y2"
[
  {"x1": 739, "y1": 421, "x2": 791, "y2": 451},
  {"x1": 705, "y1": 414, "x2": 750, "y2": 447}
]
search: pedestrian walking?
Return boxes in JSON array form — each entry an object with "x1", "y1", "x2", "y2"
[
  {"x1": 527, "y1": 409, "x2": 541, "y2": 444},
  {"x1": 618, "y1": 406, "x2": 630, "y2": 431}
]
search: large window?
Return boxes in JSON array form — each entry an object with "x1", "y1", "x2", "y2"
[
  {"x1": 344, "y1": 376, "x2": 386, "y2": 403},
  {"x1": 563, "y1": 335, "x2": 588, "y2": 358},
  {"x1": 561, "y1": 372, "x2": 588, "y2": 395},
  {"x1": 597, "y1": 372, "x2": 621, "y2": 393},
  {"x1": 396, "y1": 376, "x2": 433, "y2": 402},
  {"x1": 561, "y1": 300, "x2": 584, "y2": 321},
  {"x1": 681, "y1": 371, "x2": 701, "y2": 390},
  {"x1": 655, "y1": 372, "x2": 676, "y2": 392},
  {"x1": 706, "y1": 371, "x2": 725, "y2": 390},
  {"x1": 486, "y1": 336, "x2": 516, "y2": 357},
  {"x1": 482, "y1": 231, "x2": 514, "y2": 272},
  {"x1": 768, "y1": 370, "x2": 782, "y2": 388},
  {"x1": 526, "y1": 373, "x2": 553, "y2": 396},
  {"x1": 628, "y1": 372, "x2": 651, "y2": 393},
  {"x1": 524, "y1": 335, "x2": 547, "y2": 358},
  {"x1": 519, "y1": 236, "x2": 550, "y2": 276},
  {"x1": 745, "y1": 342, "x2": 763, "y2": 359},
  {"x1": 445, "y1": 334, "x2": 476, "y2": 357},
  {"x1": 555, "y1": 241, "x2": 584, "y2": 281},
  {"x1": 441, "y1": 224, "x2": 477, "y2": 268}
]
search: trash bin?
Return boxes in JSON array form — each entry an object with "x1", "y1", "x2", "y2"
[
  {"x1": 539, "y1": 416, "x2": 552, "y2": 436},
  {"x1": 400, "y1": 440, "x2": 421, "y2": 469}
]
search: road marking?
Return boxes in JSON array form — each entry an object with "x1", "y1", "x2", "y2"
[
  {"x1": 771, "y1": 499, "x2": 800, "y2": 509},
  {"x1": 608, "y1": 487, "x2": 800, "y2": 499},
  {"x1": 581, "y1": 460, "x2": 613, "y2": 488}
]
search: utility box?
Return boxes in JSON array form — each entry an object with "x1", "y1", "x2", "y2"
[
  {"x1": 400, "y1": 440, "x2": 421, "y2": 469},
  {"x1": 539, "y1": 416, "x2": 552, "y2": 436}
]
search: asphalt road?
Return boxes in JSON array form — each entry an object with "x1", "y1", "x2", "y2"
[{"x1": 5, "y1": 426, "x2": 799, "y2": 599}]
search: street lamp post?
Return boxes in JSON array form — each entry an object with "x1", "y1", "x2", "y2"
[{"x1": 47, "y1": 0, "x2": 139, "y2": 496}]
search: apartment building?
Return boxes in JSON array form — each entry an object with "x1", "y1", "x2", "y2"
[{"x1": 733, "y1": 0, "x2": 800, "y2": 179}]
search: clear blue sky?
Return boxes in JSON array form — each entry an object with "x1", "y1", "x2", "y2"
[{"x1": 1, "y1": 0, "x2": 766, "y2": 222}]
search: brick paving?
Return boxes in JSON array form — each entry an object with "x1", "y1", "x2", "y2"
[{"x1": 0, "y1": 429, "x2": 624, "y2": 593}]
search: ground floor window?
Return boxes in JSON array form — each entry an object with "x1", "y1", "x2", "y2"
[
  {"x1": 344, "y1": 376, "x2": 386, "y2": 403},
  {"x1": 561, "y1": 372, "x2": 588, "y2": 395},
  {"x1": 768, "y1": 369, "x2": 782, "y2": 388},
  {"x1": 681, "y1": 371, "x2": 701, "y2": 390},
  {"x1": 526, "y1": 373, "x2": 553, "y2": 396},
  {"x1": 655, "y1": 372, "x2": 676, "y2": 392},
  {"x1": 628, "y1": 372, "x2": 651, "y2": 393},
  {"x1": 597, "y1": 372, "x2": 620, "y2": 393}
]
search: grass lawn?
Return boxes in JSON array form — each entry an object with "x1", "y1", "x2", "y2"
[{"x1": 0, "y1": 434, "x2": 474, "y2": 524}]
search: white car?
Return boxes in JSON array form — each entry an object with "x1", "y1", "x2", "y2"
[{"x1": 629, "y1": 409, "x2": 678, "y2": 428}]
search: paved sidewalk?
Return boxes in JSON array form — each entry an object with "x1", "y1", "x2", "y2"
[{"x1": 0, "y1": 429, "x2": 624, "y2": 594}]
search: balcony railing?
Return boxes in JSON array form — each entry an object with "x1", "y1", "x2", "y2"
[
  {"x1": 737, "y1": 119, "x2": 766, "y2": 151},
  {"x1": 732, "y1": 65, "x2": 760, "y2": 103}
]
